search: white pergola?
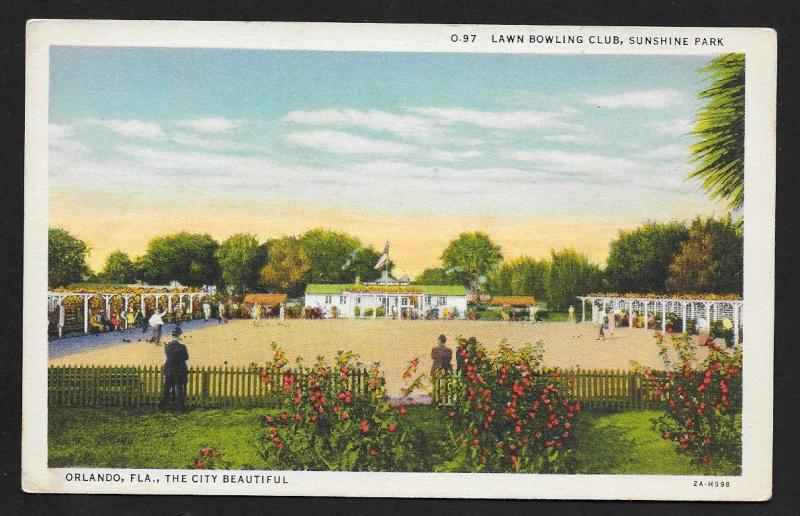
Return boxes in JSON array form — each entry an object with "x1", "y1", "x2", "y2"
[
  {"x1": 576, "y1": 294, "x2": 743, "y2": 345},
  {"x1": 47, "y1": 288, "x2": 213, "y2": 335}
]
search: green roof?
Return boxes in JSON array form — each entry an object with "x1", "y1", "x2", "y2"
[
  {"x1": 304, "y1": 284, "x2": 466, "y2": 296},
  {"x1": 305, "y1": 284, "x2": 351, "y2": 295},
  {"x1": 415, "y1": 285, "x2": 467, "y2": 295}
]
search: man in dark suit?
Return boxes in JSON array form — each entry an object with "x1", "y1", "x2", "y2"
[
  {"x1": 430, "y1": 334, "x2": 453, "y2": 376},
  {"x1": 160, "y1": 327, "x2": 189, "y2": 411}
]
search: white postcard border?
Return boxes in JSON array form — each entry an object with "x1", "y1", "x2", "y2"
[{"x1": 23, "y1": 20, "x2": 776, "y2": 500}]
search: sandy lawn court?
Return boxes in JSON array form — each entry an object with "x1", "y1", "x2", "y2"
[
  {"x1": 49, "y1": 319, "x2": 713, "y2": 396},
  {"x1": 49, "y1": 319, "x2": 712, "y2": 396}
]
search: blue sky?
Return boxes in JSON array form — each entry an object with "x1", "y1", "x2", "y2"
[{"x1": 48, "y1": 47, "x2": 723, "y2": 274}]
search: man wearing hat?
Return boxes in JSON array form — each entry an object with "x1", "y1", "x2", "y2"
[
  {"x1": 160, "y1": 326, "x2": 189, "y2": 411},
  {"x1": 430, "y1": 334, "x2": 453, "y2": 376}
]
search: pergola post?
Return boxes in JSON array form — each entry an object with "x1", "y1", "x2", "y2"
[
  {"x1": 103, "y1": 294, "x2": 111, "y2": 316},
  {"x1": 188, "y1": 294, "x2": 194, "y2": 318},
  {"x1": 123, "y1": 294, "x2": 131, "y2": 314},
  {"x1": 83, "y1": 294, "x2": 90, "y2": 334},
  {"x1": 644, "y1": 302, "x2": 649, "y2": 329},
  {"x1": 705, "y1": 303, "x2": 711, "y2": 326},
  {"x1": 140, "y1": 294, "x2": 147, "y2": 318},
  {"x1": 681, "y1": 301, "x2": 687, "y2": 333},
  {"x1": 661, "y1": 301, "x2": 666, "y2": 332},
  {"x1": 581, "y1": 298, "x2": 586, "y2": 322},
  {"x1": 734, "y1": 303, "x2": 740, "y2": 345},
  {"x1": 629, "y1": 300, "x2": 633, "y2": 328},
  {"x1": 373, "y1": 294, "x2": 377, "y2": 319},
  {"x1": 168, "y1": 294, "x2": 173, "y2": 314}
]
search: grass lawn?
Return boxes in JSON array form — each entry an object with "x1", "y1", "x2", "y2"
[{"x1": 49, "y1": 405, "x2": 725, "y2": 474}]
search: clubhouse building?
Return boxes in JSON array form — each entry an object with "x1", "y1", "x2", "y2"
[{"x1": 304, "y1": 272, "x2": 467, "y2": 319}]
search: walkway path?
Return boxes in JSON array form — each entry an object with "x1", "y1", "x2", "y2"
[{"x1": 48, "y1": 319, "x2": 223, "y2": 359}]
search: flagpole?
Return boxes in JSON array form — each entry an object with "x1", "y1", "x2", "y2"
[{"x1": 386, "y1": 241, "x2": 390, "y2": 319}]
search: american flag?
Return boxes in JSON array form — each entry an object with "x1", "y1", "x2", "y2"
[{"x1": 373, "y1": 242, "x2": 389, "y2": 270}]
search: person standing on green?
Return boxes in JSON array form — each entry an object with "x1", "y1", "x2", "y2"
[{"x1": 160, "y1": 327, "x2": 189, "y2": 411}]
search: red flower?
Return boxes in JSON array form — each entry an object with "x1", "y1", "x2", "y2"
[
  {"x1": 387, "y1": 423, "x2": 397, "y2": 432},
  {"x1": 200, "y1": 447, "x2": 211, "y2": 457},
  {"x1": 399, "y1": 406, "x2": 408, "y2": 415},
  {"x1": 294, "y1": 413, "x2": 302, "y2": 422},
  {"x1": 194, "y1": 459, "x2": 205, "y2": 469},
  {"x1": 341, "y1": 411, "x2": 349, "y2": 420},
  {"x1": 369, "y1": 447, "x2": 378, "y2": 457}
]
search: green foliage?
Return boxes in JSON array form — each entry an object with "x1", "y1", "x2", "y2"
[
  {"x1": 342, "y1": 246, "x2": 393, "y2": 284},
  {"x1": 99, "y1": 250, "x2": 136, "y2": 284},
  {"x1": 440, "y1": 338, "x2": 581, "y2": 473},
  {"x1": 665, "y1": 216, "x2": 743, "y2": 295},
  {"x1": 215, "y1": 233, "x2": 266, "y2": 295},
  {"x1": 48, "y1": 227, "x2": 92, "y2": 288},
  {"x1": 547, "y1": 249, "x2": 604, "y2": 310},
  {"x1": 259, "y1": 237, "x2": 311, "y2": 298},
  {"x1": 485, "y1": 256, "x2": 550, "y2": 299},
  {"x1": 643, "y1": 332, "x2": 742, "y2": 472},
  {"x1": 690, "y1": 54, "x2": 745, "y2": 211},
  {"x1": 441, "y1": 232, "x2": 503, "y2": 295},
  {"x1": 299, "y1": 228, "x2": 362, "y2": 284},
  {"x1": 255, "y1": 346, "x2": 428, "y2": 471},
  {"x1": 413, "y1": 267, "x2": 461, "y2": 285},
  {"x1": 605, "y1": 222, "x2": 689, "y2": 293},
  {"x1": 135, "y1": 232, "x2": 221, "y2": 287}
]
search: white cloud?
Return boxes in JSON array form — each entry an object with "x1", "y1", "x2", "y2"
[
  {"x1": 428, "y1": 149, "x2": 483, "y2": 162},
  {"x1": 85, "y1": 118, "x2": 166, "y2": 140},
  {"x1": 584, "y1": 89, "x2": 683, "y2": 110},
  {"x1": 409, "y1": 106, "x2": 578, "y2": 130},
  {"x1": 644, "y1": 118, "x2": 695, "y2": 136},
  {"x1": 283, "y1": 109, "x2": 440, "y2": 141},
  {"x1": 285, "y1": 129, "x2": 482, "y2": 162},
  {"x1": 286, "y1": 130, "x2": 418, "y2": 156},
  {"x1": 170, "y1": 132, "x2": 268, "y2": 152},
  {"x1": 640, "y1": 144, "x2": 689, "y2": 160},
  {"x1": 49, "y1": 123, "x2": 89, "y2": 156},
  {"x1": 543, "y1": 134, "x2": 589, "y2": 144},
  {"x1": 509, "y1": 149, "x2": 638, "y2": 174},
  {"x1": 174, "y1": 117, "x2": 245, "y2": 133}
]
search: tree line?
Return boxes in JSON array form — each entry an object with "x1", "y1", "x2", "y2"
[{"x1": 48, "y1": 215, "x2": 742, "y2": 309}]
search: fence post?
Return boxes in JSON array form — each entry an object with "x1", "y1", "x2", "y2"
[{"x1": 201, "y1": 367, "x2": 210, "y2": 407}]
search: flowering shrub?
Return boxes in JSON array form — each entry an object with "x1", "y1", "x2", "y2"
[
  {"x1": 192, "y1": 446, "x2": 227, "y2": 469},
  {"x1": 642, "y1": 332, "x2": 742, "y2": 472},
  {"x1": 440, "y1": 337, "x2": 581, "y2": 473},
  {"x1": 256, "y1": 344, "x2": 427, "y2": 471}
]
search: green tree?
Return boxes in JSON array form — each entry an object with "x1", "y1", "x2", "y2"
[
  {"x1": 547, "y1": 249, "x2": 604, "y2": 310},
  {"x1": 260, "y1": 237, "x2": 311, "y2": 297},
  {"x1": 605, "y1": 222, "x2": 690, "y2": 294},
  {"x1": 299, "y1": 228, "x2": 361, "y2": 284},
  {"x1": 413, "y1": 267, "x2": 461, "y2": 285},
  {"x1": 690, "y1": 53, "x2": 745, "y2": 210},
  {"x1": 665, "y1": 217, "x2": 743, "y2": 295},
  {"x1": 136, "y1": 232, "x2": 221, "y2": 287},
  {"x1": 342, "y1": 246, "x2": 393, "y2": 284},
  {"x1": 215, "y1": 233, "x2": 266, "y2": 295},
  {"x1": 441, "y1": 231, "x2": 503, "y2": 296},
  {"x1": 484, "y1": 257, "x2": 550, "y2": 298},
  {"x1": 508, "y1": 256, "x2": 550, "y2": 300},
  {"x1": 99, "y1": 250, "x2": 136, "y2": 284},
  {"x1": 48, "y1": 227, "x2": 92, "y2": 288}
]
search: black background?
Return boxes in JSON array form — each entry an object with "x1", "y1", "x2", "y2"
[{"x1": 1, "y1": 1, "x2": 797, "y2": 514}]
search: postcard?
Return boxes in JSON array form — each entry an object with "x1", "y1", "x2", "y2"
[{"x1": 22, "y1": 20, "x2": 775, "y2": 500}]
